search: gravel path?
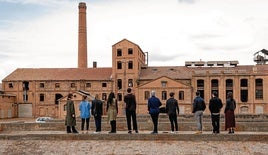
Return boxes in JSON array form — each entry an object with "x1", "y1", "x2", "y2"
[{"x1": 0, "y1": 140, "x2": 267, "y2": 155}]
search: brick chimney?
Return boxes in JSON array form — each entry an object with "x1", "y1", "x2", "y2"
[{"x1": 78, "y1": 2, "x2": 87, "y2": 68}]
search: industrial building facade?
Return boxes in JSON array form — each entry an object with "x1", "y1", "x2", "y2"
[{"x1": 1, "y1": 2, "x2": 267, "y2": 119}]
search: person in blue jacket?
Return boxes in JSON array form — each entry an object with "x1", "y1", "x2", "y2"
[
  {"x1": 79, "y1": 95, "x2": 91, "y2": 133},
  {"x1": 148, "y1": 90, "x2": 162, "y2": 134}
]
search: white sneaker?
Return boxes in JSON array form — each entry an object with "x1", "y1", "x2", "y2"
[
  {"x1": 170, "y1": 131, "x2": 175, "y2": 134},
  {"x1": 93, "y1": 131, "x2": 100, "y2": 134}
]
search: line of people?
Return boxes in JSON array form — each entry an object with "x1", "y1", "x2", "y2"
[
  {"x1": 65, "y1": 89, "x2": 236, "y2": 135},
  {"x1": 64, "y1": 88, "x2": 139, "y2": 134}
]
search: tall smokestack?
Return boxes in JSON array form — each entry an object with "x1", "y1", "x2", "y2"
[{"x1": 78, "y1": 2, "x2": 87, "y2": 68}]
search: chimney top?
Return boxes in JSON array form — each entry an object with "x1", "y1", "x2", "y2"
[{"x1": 79, "y1": 2, "x2": 87, "y2": 8}]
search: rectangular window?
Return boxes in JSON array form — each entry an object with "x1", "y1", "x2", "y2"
[
  {"x1": 240, "y1": 89, "x2": 248, "y2": 102},
  {"x1": 86, "y1": 83, "x2": 91, "y2": 87},
  {"x1": 255, "y1": 78, "x2": 263, "y2": 99},
  {"x1": 128, "y1": 79, "x2": 133, "y2": 87},
  {"x1": 240, "y1": 79, "x2": 248, "y2": 102},
  {"x1": 128, "y1": 61, "x2": 133, "y2": 69},
  {"x1": 240, "y1": 79, "x2": 248, "y2": 87},
  {"x1": 102, "y1": 83, "x2": 107, "y2": 87},
  {"x1": 40, "y1": 94, "x2": 45, "y2": 102},
  {"x1": 117, "y1": 93, "x2": 122, "y2": 101},
  {"x1": 117, "y1": 79, "x2": 122, "y2": 89},
  {"x1": 256, "y1": 90, "x2": 263, "y2": 99},
  {"x1": 128, "y1": 48, "x2": 133, "y2": 55},
  {"x1": 23, "y1": 94, "x2": 28, "y2": 102},
  {"x1": 117, "y1": 61, "x2": 122, "y2": 69},
  {"x1": 23, "y1": 81, "x2": 29, "y2": 91},
  {"x1": 144, "y1": 91, "x2": 150, "y2": 100},
  {"x1": 161, "y1": 81, "x2": 167, "y2": 88},
  {"x1": 102, "y1": 93, "x2": 107, "y2": 101},
  {"x1": 117, "y1": 49, "x2": 122, "y2": 56},
  {"x1": 197, "y1": 79, "x2": 205, "y2": 99},
  {"x1": 162, "y1": 91, "x2": 167, "y2": 100},
  {"x1": 179, "y1": 91, "x2": 184, "y2": 100},
  {"x1": 8, "y1": 83, "x2": 13, "y2": 88},
  {"x1": 71, "y1": 83, "x2": 75, "y2": 88},
  {"x1": 55, "y1": 83, "x2": 60, "y2": 88},
  {"x1": 39, "y1": 83, "x2": 45, "y2": 88}
]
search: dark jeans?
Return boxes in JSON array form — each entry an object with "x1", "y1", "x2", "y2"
[
  {"x1": 150, "y1": 113, "x2": 159, "y2": 133},
  {"x1": 81, "y1": 117, "x2": 90, "y2": 131},
  {"x1": 168, "y1": 114, "x2": 178, "y2": 131},
  {"x1": 211, "y1": 114, "x2": 220, "y2": 133},
  {"x1": 94, "y1": 116, "x2": 102, "y2": 132},
  {"x1": 126, "y1": 109, "x2": 138, "y2": 131}
]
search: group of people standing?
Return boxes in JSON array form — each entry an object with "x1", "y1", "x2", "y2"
[
  {"x1": 148, "y1": 91, "x2": 180, "y2": 134},
  {"x1": 65, "y1": 88, "x2": 139, "y2": 134},
  {"x1": 192, "y1": 91, "x2": 236, "y2": 134},
  {"x1": 65, "y1": 88, "x2": 236, "y2": 135},
  {"x1": 65, "y1": 93, "x2": 103, "y2": 134},
  {"x1": 147, "y1": 90, "x2": 236, "y2": 134}
]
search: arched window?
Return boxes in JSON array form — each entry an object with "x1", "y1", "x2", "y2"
[
  {"x1": 255, "y1": 78, "x2": 263, "y2": 99},
  {"x1": 240, "y1": 79, "x2": 248, "y2": 102},
  {"x1": 197, "y1": 79, "x2": 205, "y2": 99},
  {"x1": 226, "y1": 79, "x2": 233, "y2": 98}
]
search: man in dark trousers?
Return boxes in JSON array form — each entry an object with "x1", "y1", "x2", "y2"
[
  {"x1": 91, "y1": 94, "x2": 103, "y2": 133},
  {"x1": 209, "y1": 91, "x2": 223, "y2": 134},
  {"x1": 148, "y1": 90, "x2": 162, "y2": 134},
  {"x1": 124, "y1": 88, "x2": 138, "y2": 134},
  {"x1": 166, "y1": 92, "x2": 180, "y2": 133}
]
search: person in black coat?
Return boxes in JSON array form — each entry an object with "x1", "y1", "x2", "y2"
[
  {"x1": 166, "y1": 92, "x2": 180, "y2": 133},
  {"x1": 124, "y1": 88, "x2": 138, "y2": 134},
  {"x1": 91, "y1": 94, "x2": 103, "y2": 133},
  {"x1": 209, "y1": 91, "x2": 223, "y2": 134}
]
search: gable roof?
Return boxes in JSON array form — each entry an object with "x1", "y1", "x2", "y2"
[
  {"x1": 139, "y1": 76, "x2": 190, "y2": 88},
  {"x1": 2, "y1": 68, "x2": 112, "y2": 81},
  {"x1": 112, "y1": 38, "x2": 144, "y2": 53}
]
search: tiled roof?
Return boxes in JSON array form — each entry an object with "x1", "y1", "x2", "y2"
[
  {"x1": 139, "y1": 65, "x2": 268, "y2": 80},
  {"x1": 2, "y1": 68, "x2": 112, "y2": 81},
  {"x1": 139, "y1": 66, "x2": 193, "y2": 80}
]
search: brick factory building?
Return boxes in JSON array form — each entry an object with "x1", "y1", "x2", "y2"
[{"x1": 1, "y1": 2, "x2": 268, "y2": 119}]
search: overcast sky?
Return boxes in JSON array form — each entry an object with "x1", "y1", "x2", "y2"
[{"x1": 1, "y1": 0, "x2": 268, "y2": 81}]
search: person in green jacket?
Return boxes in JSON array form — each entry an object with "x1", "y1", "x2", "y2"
[{"x1": 65, "y1": 93, "x2": 78, "y2": 133}]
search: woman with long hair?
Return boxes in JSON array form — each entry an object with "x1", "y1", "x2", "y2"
[
  {"x1": 106, "y1": 92, "x2": 118, "y2": 133},
  {"x1": 224, "y1": 92, "x2": 236, "y2": 134}
]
